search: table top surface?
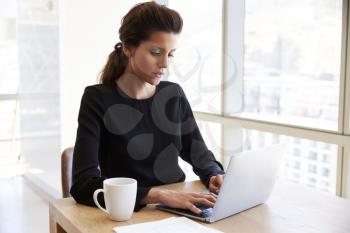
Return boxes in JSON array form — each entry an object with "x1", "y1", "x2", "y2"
[{"x1": 49, "y1": 180, "x2": 350, "y2": 233}]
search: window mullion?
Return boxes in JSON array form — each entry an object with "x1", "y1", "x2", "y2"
[
  {"x1": 339, "y1": 0, "x2": 350, "y2": 134},
  {"x1": 342, "y1": 146, "x2": 350, "y2": 198},
  {"x1": 343, "y1": 0, "x2": 350, "y2": 135}
]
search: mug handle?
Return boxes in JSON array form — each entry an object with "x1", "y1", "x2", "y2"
[{"x1": 93, "y1": 189, "x2": 108, "y2": 214}]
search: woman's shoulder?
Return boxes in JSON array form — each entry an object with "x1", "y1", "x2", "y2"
[
  {"x1": 158, "y1": 80, "x2": 180, "y2": 88},
  {"x1": 80, "y1": 83, "x2": 118, "y2": 111},
  {"x1": 158, "y1": 81, "x2": 184, "y2": 93},
  {"x1": 84, "y1": 83, "x2": 115, "y2": 93},
  {"x1": 82, "y1": 83, "x2": 119, "y2": 99},
  {"x1": 158, "y1": 81, "x2": 186, "y2": 97}
]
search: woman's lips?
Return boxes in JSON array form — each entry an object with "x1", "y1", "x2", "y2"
[{"x1": 153, "y1": 72, "x2": 164, "y2": 78}]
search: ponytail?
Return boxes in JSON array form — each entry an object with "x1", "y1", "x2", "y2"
[{"x1": 98, "y1": 42, "x2": 128, "y2": 84}]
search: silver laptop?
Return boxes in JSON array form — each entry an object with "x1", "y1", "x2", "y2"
[{"x1": 156, "y1": 144, "x2": 285, "y2": 223}]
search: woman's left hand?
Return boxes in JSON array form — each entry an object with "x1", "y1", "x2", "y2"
[{"x1": 208, "y1": 175, "x2": 224, "y2": 194}]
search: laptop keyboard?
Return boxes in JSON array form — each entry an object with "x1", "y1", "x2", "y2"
[
  {"x1": 198, "y1": 206, "x2": 213, "y2": 218},
  {"x1": 157, "y1": 204, "x2": 213, "y2": 218}
]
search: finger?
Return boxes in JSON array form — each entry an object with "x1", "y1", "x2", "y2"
[
  {"x1": 200, "y1": 191, "x2": 218, "y2": 198},
  {"x1": 204, "y1": 193, "x2": 217, "y2": 203},
  {"x1": 209, "y1": 180, "x2": 217, "y2": 189},
  {"x1": 209, "y1": 192, "x2": 218, "y2": 198},
  {"x1": 209, "y1": 183, "x2": 220, "y2": 194},
  {"x1": 212, "y1": 175, "x2": 223, "y2": 187},
  {"x1": 210, "y1": 183, "x2": 219, "y2": 190},
  {"x1": 187, "y1": 203, "x2": 202, "y2": 215},
  {"x1": 214, "y1": 176, "x2": 224, "y2": 193},
  {"x1": 193, "y1": 197, "x2": 215, "y2": 208},
  {"x1": 216, "y1": 175, "x2": 224, "y2": 186},
  {"x1": 197, "y1": 193, "x2": 217, "y2": 203},
  {"x1": 205, "y1": 194, "x2": 216, "y2": 203},
  {"x1": 191, "y1": 193, "x2": 216, "y2": 203},
  {"x1": 192, "y1": 192, "x2": 214, "y2": 198},
  {"x1": 206, "y1": 195, "x2": 216, "y2": 203}
]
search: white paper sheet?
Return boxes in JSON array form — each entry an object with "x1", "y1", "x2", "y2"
[{"x1": 113, "y1": 217, "x2": 224, "y2": 233}]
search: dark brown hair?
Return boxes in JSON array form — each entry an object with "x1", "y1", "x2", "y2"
[{"x1": 98, "y1": 1, "x2": 183, "y2": 84}]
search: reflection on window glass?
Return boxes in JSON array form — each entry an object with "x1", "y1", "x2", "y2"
[
  {"x1": 239, "y1": 0, "x2": 342, "y2": 131},
  {"x1": 242, "y1": 129, "x2": 338, "y2": 194},
  {"x1": 167, "y1": 0, "x2": 222, "y2": 114}
]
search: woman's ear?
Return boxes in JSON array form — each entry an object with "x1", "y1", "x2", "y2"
[{"x1": 123, "y1": 45, "x2": 135, "y2": 58}]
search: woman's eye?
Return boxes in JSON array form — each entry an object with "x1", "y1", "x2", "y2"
[
  {"x1": 151, "y1": 51, "x2": 174, "y2": 58},
  {"x1": 151, "y1": 51, "x2": 161, "y2": 56}
]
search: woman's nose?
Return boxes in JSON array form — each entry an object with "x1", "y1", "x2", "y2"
[{"x1": 158, "y1": 56, "x2": 168, "y2": 69}]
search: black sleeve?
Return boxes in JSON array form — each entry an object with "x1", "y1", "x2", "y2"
[
  {"x1": 177, "y1": 85, "x2": 225, "y2": 188},
  {"x1": 70, "y1": 86, "x2": 150, "y2": 211}
]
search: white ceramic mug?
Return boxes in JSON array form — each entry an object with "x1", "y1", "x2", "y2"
[{"x1": 93, "y1": 177, "x2": 137, "y2": 221}]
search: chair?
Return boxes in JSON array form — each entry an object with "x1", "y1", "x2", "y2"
[{"x1": 61, "y1": 147, "x2": 74, "y2": 198}]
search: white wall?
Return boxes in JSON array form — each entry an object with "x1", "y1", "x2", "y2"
[{"x1": 59, "y1": 0, "x2": 145, "y2": 149}]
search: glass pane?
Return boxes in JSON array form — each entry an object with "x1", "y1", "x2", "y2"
[
  {"x1": 0, "y1": 39, "x2": 19, "y2": 94},
  {"x1": 168, "y1": 0, "x2": 222, "y2": 114},
  {"x1": 345, "y1": 148, "x2": 350, "y2": 198},
  {"x1": 0, "y1": 140, "x2": 21, "y2": 163},
  {"x1": 240, "y1": 129, "x2": 338, "y2": 194},
  {"x1": 233, "y1": 0, "x2": 342, "y2": 131},
  {"x1": 20, "y1": 94, "x2": 60, "y2": 137},
  {"x1": 0, "y1": 100, "x2": 21, "y2": 139},
  {"x1": 0, "y1": 2, "x2": 19, "y2": 94}
]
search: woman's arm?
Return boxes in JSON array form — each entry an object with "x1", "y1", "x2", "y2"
[
  {"x1": 177, "y1": 85, "x2": 225, "y2": 189},
  {"x1": 70, "y1": 86, "x2": 105, "y2": 206},
  {"x1": 70, "y1": 86, "x2": 152, "y2": 211}
]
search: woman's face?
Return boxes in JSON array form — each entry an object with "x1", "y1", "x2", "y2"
[{"x1": 124, "y1": 31, "x2": 178, "y2": 86}]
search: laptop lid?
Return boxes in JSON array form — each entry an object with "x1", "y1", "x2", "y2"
[{"x1": 209, "y1": 144, "x2": 285, "y2": 222}]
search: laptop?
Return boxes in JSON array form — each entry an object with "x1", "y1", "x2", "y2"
[{"x1": 156, "y1": 144, "x2": 285, "y2": 223}]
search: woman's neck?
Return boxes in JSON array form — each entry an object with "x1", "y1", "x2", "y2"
[{"x1": 116, "y1": 73, "x2": 156, "y2": 100}]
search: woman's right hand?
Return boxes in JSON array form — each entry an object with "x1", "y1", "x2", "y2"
[{"x1": 157, "y1": 189, "x2": 217, "y2": 215}]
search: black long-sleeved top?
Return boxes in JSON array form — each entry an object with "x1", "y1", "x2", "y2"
[{"x1": 70, "y1": 81, "x2": 225, "y2": 211}]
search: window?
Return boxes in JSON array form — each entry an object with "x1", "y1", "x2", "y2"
[{"x1": 231, "y1": 0, "x2": 343, "y2": 131}]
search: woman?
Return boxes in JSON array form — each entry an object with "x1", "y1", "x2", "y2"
[{"x1": 70, "y1": 2, "x2": 225, "y2": 215}]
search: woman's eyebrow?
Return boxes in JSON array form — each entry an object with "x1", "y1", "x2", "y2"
[{"x1": 150, "y1": 46, "x2": 176, "y2": 52}]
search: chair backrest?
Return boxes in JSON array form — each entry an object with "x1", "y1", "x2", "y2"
[{"x1": 61, "y1": 147, "x2": 74, "y2": 198}]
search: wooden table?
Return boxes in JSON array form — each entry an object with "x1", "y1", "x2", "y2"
[{"x1": 49, "y1": 180, "x2": 350, "y2": 233}]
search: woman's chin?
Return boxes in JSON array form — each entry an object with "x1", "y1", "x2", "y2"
[{"x1": 149, "y1": 77, "x2": 162, "y2": 85}]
